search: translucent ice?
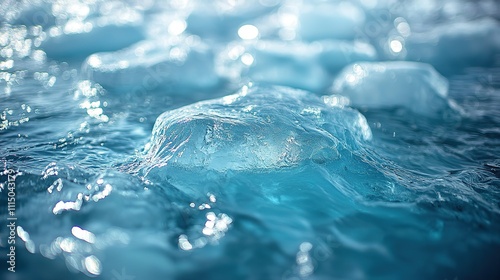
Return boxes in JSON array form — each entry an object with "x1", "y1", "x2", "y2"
[
  {"x1": 332, "y1": 62, "x2": 459, "y2": 117},
  {"x1": 82, "y1": 36, "x2": 220, "y2": 93},
  {"x1": 406, "y1": 18, "x2": 500, "y2": 73},
  {"x1": 217, "y1": 40, "x2": 376, "y2": 92},
  {"x1": 139, "y1": 84, "x2": 372, "y2": 176}
]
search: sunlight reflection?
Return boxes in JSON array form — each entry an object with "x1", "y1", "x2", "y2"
[
  {"x1": 84, "y1": 255, "x2": 101, "y2": 276},
  {"x1": 72, "y1": 226, "x2": 96, "y2": 244},
  {"x1": 168, "y1": 19, "x2": 187, "y2": 36},
  {"x1": 390, "y1": 39, "x2": 403, "y2": 53},
  {"x1": 238, "y1": 24, "x2": 259, "y2": 40}
]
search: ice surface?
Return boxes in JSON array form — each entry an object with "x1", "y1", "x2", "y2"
[
  {"x1": 139, "y1": 84, "x2": 372, "y2": 175},
  {"x1": 332, "y1": 62, "x2": 459, "y2": 117},
  {"x1": 406, "y1": 18, "x2": 500, "y2": 73},
  {"x1": 82, "y1": 36, "x2": 220, "y2": 92},
  {"x1": 218, "y1": 40, "x2": 377, "y2": 92}
]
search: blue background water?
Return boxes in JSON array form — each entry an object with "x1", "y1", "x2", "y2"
[{"x1": 1, "y1": 0, "x2": 500, "y2": 279}]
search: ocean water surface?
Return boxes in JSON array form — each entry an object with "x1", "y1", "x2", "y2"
[{"x1": 1, "y1": 0, "x2": 500, "y2": 279}]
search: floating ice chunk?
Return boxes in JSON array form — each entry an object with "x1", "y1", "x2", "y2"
[
  {"x1": 34, "y1": 0, "x2": 148, "y2": 60},
  {"x1": 12, "y1": 4, "x2": 56, "y2": 27},
  {"x1": 218, "y1": 40, "x2": 376, "y2": 92},
  {"x1": 217, "y1": 41, "x2": 326, "y2": 92},
  {"x1": 318, "y1": 40, "x2": 377, "y2": 73},
  {"x1": 82, "y1": 36, "x2": 220, "y2": 92},
  {"x1": 186, "y1": 0, "x2": 277, "y2": 39},
  {"x1": 406, "y1": 18, "x2": 500, "y2": 73},
  {"x1": 221, "y1": 41, "x2": 330, "y2": 92},
  {"x1": 140, "y1": 85, "x2": 372, "y2": 175},
  {"x1": 297, "y1": 2, "x2": 365, "y2": 41},
  {"x1": 41, "y1": 22, "x2": 145, "y2": 59},
  {"x1": 332, "y1": 62, "x2": 459, "y2": 117}
]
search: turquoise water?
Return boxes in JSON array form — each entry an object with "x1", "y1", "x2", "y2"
[{"x1": 1, "y1": 1, "x2": 500, "y2": 279}]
